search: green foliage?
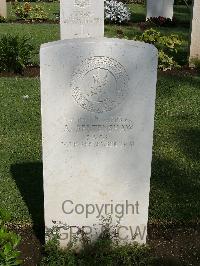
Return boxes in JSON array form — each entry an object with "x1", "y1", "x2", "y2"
[
  {"x1": 190, "y1": 58, "x2": 200, "y2": 71},
  {"x1": 135, "y1": 29, "x2": 182, "y2": 71},
  {"x1": 13, "y1": 2, "x2": 48, "y2": 21},
  {"x1": 0, "y1": 34, "x2": 34, "y2": 73},
  {"x1": 0, "y1": 16, "x2": 6, "y2": 23},
  {"x1": 138, "y1": 28, "x2": 161, "y2": 43},
  {"x1": 160, "y1": 34, "x2": 182, "y2": 52},
  {"x1": 14, "y1": 2, "x2": 32, "y2": 19},
  {"x1": 0, "y1": 210, "x2": 11, "y2": 224},
  {"x1": 0, "y1": 210, "x2": 22, "y2": 266},
  {"x1": 29, "y1": 5, "x2": 48, "y2": 21},
  {"x1": 146, "y1": 17, "x2": 176, "y2": 27},
  {"x1": 158, "y1": 50, "x2": 179, "y2": 71},
  {"x1": 41, "y1": 222, "x2": 155, "y2": 266}
]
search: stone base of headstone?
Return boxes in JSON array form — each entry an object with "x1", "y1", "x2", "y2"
[
  {"x1": 40, "y1": 38, "x2": 158, "y2": 247},
  {"x1": 146, "y1": 0, "x2": 174, "y2": 19},
  {"x1": 0, "y1": 0, "x2": 7, "y2": 18},
  {"x1": 189, "y1": 0, "x2": 200, "y2": 66}
]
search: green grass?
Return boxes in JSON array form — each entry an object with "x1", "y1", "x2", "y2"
[
  {"x1": 128, "y1": 3, "x2": 191, "y2": 25},
  {"x1": 128, "y1": 3, "x2": 146, "y2": 22},
  {"x1": 0, "y1": 74, "x2": 199, "y2": 229},
  {"x1": 0, "y1": 3, "x2": 192, "y2": 66},
  {"x1": 150, "y1": 73, "x2": 200, "y2": 222},
  {"x1": 0, "y1": 21, "x2": 190, "y2": 66},
  {"x1": 0, "y1": 24, "x2": 59, "y2": 65},
  {"x1": 0, "y1": 2, "x2": 198, "y2": 230},
  {"x1": 0, "y1": 78, "x2": 41, "y2": 225}
]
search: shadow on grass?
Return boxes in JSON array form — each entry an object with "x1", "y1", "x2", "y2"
[
  {"x1": 10, "y1": 162, "x2": 45, "y2": 243},
  {"x1": 174, "y1": 5, "x2": 191, "y2": 26},
  {"x1": 131, "y1": 12, "x2": 146, "y2": 23},
  {"x1": 149, "y1": 155, "x2": 200, "y2": 221},
  {"x1": 174, "y1": 48, "x2": 189, "y2": 66},
  {"x1": 177, "y1": 128, "x2": 200, "y2": 162}
]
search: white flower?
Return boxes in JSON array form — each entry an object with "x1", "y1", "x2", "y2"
[
  {"x1": 22, "y1": 95, "x2": 29, "y2": 99},
  {"x1": 105, "y1": 0, "x2": 131, "y2": 24}
]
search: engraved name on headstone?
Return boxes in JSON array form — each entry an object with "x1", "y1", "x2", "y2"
[
  {"x1": 0, "y1": 0, "x2": 7, "y2": 18},
  {"x1": 146, "y1": 0, "x2": 174, "y2": 19},
  {"x1": 40, "y1": 38, "x2": 158, "y2": 246},
  {"x1": 190, "y1": 0, "x2": 200, "y2": 63},
  {"x1": 60, "y1": 0, "x2": 104, "y2": 40}
]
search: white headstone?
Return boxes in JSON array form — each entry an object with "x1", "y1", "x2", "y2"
[
  {"x1": 0, "y1": 0, "x2": 7, "y2": 18},
  {"x1": 60, "y1": 0, "x2": 104, "y2": 40},
  {"x1": 190, "y1": 0, "x2": 200, "y2": 63},
  {"x1": 146, "y1": 0, "x2": 174, "y2": 19},
  {"x1": 40, "y1": 38, "x2": 158, "y2": 246}
]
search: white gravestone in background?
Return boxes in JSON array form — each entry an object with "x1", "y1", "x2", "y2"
[
  {"x1": 60, "y1": 0, "x2": 104, "y2": 40},
  {"x1": 0, "y1": 0, "x2": 7, "y2": 18},
  {"x1": 41, "y1": 38, "x2": 158, "y2": 246},
  {"x1": 190, "y1": 0, "x2": 200, "y2": 63},
  {"x1": 146, "y1": 0, "x2": 174, "y2": 19}
]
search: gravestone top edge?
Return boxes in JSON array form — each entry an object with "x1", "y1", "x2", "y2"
[{"x1": 40, "y1": 38, "x2": 158, "y2": 54}]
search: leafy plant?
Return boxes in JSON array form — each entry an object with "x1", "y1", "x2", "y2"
[
  {"x1": 158, "y1": 50, "x2": 179, "y2": 71},
  {"x1": 190, "y1": 58, "x2": 200, "y2": 71},
  {"x1": 14, "y1": 2, "x2": 32, "y2": 20},
  {"x1": 13, "y1": 2, "x2": 47, "y2": 22},
  {"x1": 0, "y1": 209, "x2": 22, "y2": 266},
  {"x1": 159, "y1": 34, "x2": 182, "y2": 52},
  {"x1": 30, "y1": 5, "x2": 48, "y2": 21},
  {"x1": 41, "y1": 218, "x2": 156, "y2": 265},
  {"x1": 105, "y1": 0, "x2": 131, "y2": 24},
  {"x1": 0, "y1": 16, "x2": 6, "y2": 23},
  {"x1": 0, "y1": 34, "x2": 34, "y2": 73},
  {"x1": 147, "y1": 16, "x2": 176, "y2": 27},
  {"x1": 135, "y1": 28, "x2": 182, "y2": 71}
]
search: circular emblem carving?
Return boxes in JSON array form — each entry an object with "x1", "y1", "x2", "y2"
[
  {"x1": 71, "y1": 57, "x2": 129, "y2": 113},
  {"x1": 74, "y1": 0, "x2": 90, "y2": 8}
]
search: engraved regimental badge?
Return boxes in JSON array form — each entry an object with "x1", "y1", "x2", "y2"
[
  {"x1": 74, "y1": 0, "x2": 90, "y2": 8},
  {"x1": 71, "y1": 56, "x2": 129, "y2": 113}
]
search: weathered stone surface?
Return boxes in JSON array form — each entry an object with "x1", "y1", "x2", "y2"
[
  {"x1": 146, "y1": 0, "x2": 174, "y2": 19},
  {"x1": 190, "y1": 0, "x2": 200, "y2": 63},
  {"x1": 0, "y1": 0, "x2": 7, "y2": 18},
  {"x1": 60, "y1": 0, "x2": 104, "y2": 39},
  {"x1": 40, "y1": 38, "x2": 158, "y2": 246}
]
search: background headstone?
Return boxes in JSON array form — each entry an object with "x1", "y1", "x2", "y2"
[
  {"x1": 146, "y1": 0, "x2": 174, "y2": 19},
  {"x1": 190, "y1": 0, "x2": 200, "y2": 64},
  {"x1": 0, "y1": 0, "x2": 7, "y2": 18},
  {"x1": 41, "y1": 38, "x2": 158, "y2": 246},
  {"x1": 60, "y1": 0, "x2": 104, "y2": 40}
]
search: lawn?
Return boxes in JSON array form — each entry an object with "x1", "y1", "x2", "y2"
[
  {"x1": 0, "y1": 3, "x2": 191, "y2": 65},
  {"x1": 0, "y1": 73, "x2": 199, "y2": 231},
  {"x1": 0, "y1": 1, "x2": 199, "y2": 255}
]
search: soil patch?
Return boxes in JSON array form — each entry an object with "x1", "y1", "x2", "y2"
[
  {"x1": 8, "y1": 222, "x2": 200, "y2": 266},
  {"x1": 1, "y1": 66, "x2": 199, "y2": 79},
  {"x1": 0, "y1": 66, "x2": 40, "y2": 78},
  {"x1": 148, "y1": 222, "x2": 200, "y2": 266}
]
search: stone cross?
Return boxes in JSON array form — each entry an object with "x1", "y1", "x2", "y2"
[
  {"x1": 0, "y1": 0, "x2": 7, "y2": 18},
  {"x1": 190, "y1": 0, "x2": 200, "y2": 64},
  {"x1": 40, "y1": 38, "x2": 158, "y2": 246},
  {"x1": 146, "y1": 0, "x2": 174, "y2": 19},
  {"x1": 60, "y1": 0, "x2": 104, "y2": 40}
]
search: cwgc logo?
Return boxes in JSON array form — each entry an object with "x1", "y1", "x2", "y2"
[
  {"x1": 71, "y1": 57, "x2": 129, "y2": 113},
  {"x1": 74, "y1": 0, "x2": 90, "y2": 8}
]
